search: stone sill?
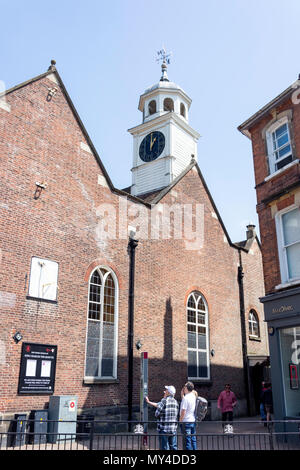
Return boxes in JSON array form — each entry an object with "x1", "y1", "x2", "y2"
[
  {"x1": 249, "y1": 336, "x2": 261, "y2": 342},
  {"x1": 83, "y1": 378, "x2": 119, "y2": 385},
  {"x1": 275, "y1": 279, "x2": 300, "y2": 291},
  {"x1": 190, "y1": 380, "x2": 213, "y2": 386},
  {"x1": 264, "y1": 159, "x2": 299, "y2": 183}
]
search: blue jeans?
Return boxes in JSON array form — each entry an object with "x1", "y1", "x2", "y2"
[
  {"x1": 260, "y1": 403, "x2": 266, "y2": 420},
  {"x1": 181, "y1": 422, "x2": 197, "y2": 450},
  {"x1": 159, "y1": 431, "x2": 177, "y2": 450}
]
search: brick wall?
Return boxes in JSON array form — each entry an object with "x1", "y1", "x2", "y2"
[
  {"x1": 0, "y1": 71, "x2": 266, "y2": 416},
  {"x1": 240, "y1": 238, "x2": 268, "y2": 355},
  {"x1": 247, "y1": 96, "x2": 300, "y2": 293}
]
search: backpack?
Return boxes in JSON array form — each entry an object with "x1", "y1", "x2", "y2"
[{"x1": 194, "y1": 396, "x2": 208, "y2": 421}]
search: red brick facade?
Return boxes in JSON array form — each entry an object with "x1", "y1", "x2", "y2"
[
  {"x1": 240, "y1": 94, "x2": 300, "y2": 294},
  {"x1": 0, "y1": 66, "x2": 268, "y2": 419},
  {"x1": 239, "y1": 73, "x2": 300, "y2": 423}
]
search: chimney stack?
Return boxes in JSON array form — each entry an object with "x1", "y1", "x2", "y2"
[{"x1": 246, "y1": 224, "x2": 256, "y2": 240}]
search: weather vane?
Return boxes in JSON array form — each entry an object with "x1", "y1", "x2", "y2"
[{"x1": 156, "y1": 47, "x2": 172, "y2": 81}]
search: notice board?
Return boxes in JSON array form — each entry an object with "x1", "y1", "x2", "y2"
[{"x1": 18, "y1": 343, "x2": 58, "y2": 395}]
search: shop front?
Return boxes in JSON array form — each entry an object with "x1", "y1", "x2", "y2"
[{"x1": 261, "y1": 286, "x2": 300, "y2": 435}]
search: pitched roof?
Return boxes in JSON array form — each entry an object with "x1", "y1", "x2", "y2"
[
  {"x1": 124, "y1": 160, "x2": 249, "y2": 251},
  {"x1": 2, "y1": 62, "x2": 252, "y2": 253},
  {"x1": 235, "y1": 236, "x2": 261, "y2": 252},
  {"x1": 1, "y1": 63, "x2": 154, "y2": 207},
  {"x1": 238, "y1": 79, "x2": 297, "y2": 138}
]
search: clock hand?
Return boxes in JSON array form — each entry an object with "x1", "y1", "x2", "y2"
[
  {"x1": 148, "y1": 133, "x2": 152, "y2": 152},
  {"x1": 150, "y1": 137, "x2": 157, "y2": 151}
]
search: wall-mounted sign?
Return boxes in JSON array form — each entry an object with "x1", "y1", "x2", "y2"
[
  {"x1": 28, "y1": 257, "x2": 59, "y2": 301},
  {"x1": 261, "y1": 289, "x2": 300, "y2": 322},
  {"x1": 18, "y1": 343, "x2": 58, "y2": 395},
  {"x1": 272, "y1": 305, "x2": 294, "y2": 314},
  {"x1": 289, "y1": 363, "x2": 299, "y2": 390}
]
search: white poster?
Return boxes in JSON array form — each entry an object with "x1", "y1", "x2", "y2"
[
  {"x1": 26, "y1": 359, "x2": 37, "y2": 377},
  {"x1": 28, "y1": 257, "x2": 58, "y2": 301},
  {"x1": 41, "y1": 360, "x2": 51, "y2": 377}
]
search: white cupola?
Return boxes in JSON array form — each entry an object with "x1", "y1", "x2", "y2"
[{"x1": 128, "y1": 53, "x2": 200, "y2": 197}]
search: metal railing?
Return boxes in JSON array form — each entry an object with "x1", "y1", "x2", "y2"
[{"x1": 1, "y1": 418, "x2": 300, "y2": 451}]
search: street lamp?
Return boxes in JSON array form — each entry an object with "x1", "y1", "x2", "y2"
[{"x1": 127, "y1": 230, "x2": 138, "y2": 431}]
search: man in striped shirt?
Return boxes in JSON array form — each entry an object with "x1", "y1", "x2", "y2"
[{"x1": 146, "y1": 385, "x2": 179, "y2": 450}]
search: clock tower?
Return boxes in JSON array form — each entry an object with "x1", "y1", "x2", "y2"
[{"x1": 128, "y1": 53, "x2": 200, "y2": 197}]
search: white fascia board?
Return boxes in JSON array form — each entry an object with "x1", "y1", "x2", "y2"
[
  {"x1": 131, "y1": 154, "x2": 175, "y2": 172},
  {"x1": 128, "y1": 112, "x2": 200, "y2": 140}
]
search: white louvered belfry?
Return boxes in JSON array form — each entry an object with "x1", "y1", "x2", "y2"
[{"x1": 128, "y1": 59, "x2": 200, "y2": 197}]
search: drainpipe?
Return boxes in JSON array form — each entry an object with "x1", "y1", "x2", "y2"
[
  {"x1": 238, "y1": 249, "x2": 251, "y2": 416},
  {"x1": 127, "y1": 235, "x2": 138, "y2": 432}
]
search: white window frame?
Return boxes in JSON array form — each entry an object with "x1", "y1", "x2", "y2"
[
  {"x1": 266, "y1": 117, "x2": 293, "y2": 175},
  {"x1": 84, "y1": 266, "x2": 119, "y2": 380},
  {"x1": 275, "y1": 204, "x2": 300, "y2": 284},
  {"x1": 248, "y1": 310, "x2": 260, "y2": 339},
  {"x1": 187, "y1": 291, "x2": 210, "y2": 381}
]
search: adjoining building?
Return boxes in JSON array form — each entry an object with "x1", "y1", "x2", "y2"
[
  {"x1": 0, "y1": 59, "x2": 268, "y2": 429},
  {"x1": 239, "y1": 77, "x2": 300, "y2": 423}
]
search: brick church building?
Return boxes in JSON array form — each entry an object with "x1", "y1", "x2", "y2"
[{"x1": 0, "y1": 59, "x2": 269, "y2": 425}]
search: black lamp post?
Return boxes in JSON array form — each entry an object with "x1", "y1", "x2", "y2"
[{"x1": 127, "y1": 234, "x2": 138, "y2": 431}]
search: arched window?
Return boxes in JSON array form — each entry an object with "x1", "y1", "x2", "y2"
[
  {"x1": 163, "y1": 98, "x2": 174, "y2": 112},
  {"x1": 148, "y1": 100, "x2": 157, "y2": 115},
  {"x1": 249, "y1": 310, "x2": 260, "y2": 339},
  {"x1": 85, "y1": 267, "x2": 118, "y2": 379},
  {"x1": 187, "y1": 291, "x2": 209, "y2": 379},
  {"x1": 180, "y1": 103, "x2": 186, "y2": 118}
]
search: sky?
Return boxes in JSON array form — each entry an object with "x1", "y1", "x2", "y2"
[{"x1": 1, "y1": 0, "x2": 300, "y2": 243}]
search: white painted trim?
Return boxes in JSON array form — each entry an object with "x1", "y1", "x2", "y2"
[
  {"x1": 130, "y1": 153, "x2": 175, "y2": 172},
  {"x1": 84, "y1": 266, "x2": 119, "y2": 380},
  {"x1": 80, "y1": 141, "x2": 92, "y2": 154},
  {"x1": 265, "y1": 117, "x2": 293, "y2": 175},
  {"x1": 264, "y1": 159, "x2": 299, "y2": 182},
  {"x1": 98, "y1": 174, "x2": 109, "y2": 188},
  {"x1": 275, "y1": 204, "x2": 300, "y2": 285},
  {"x1": 187, "y1": 292, "x2": 210, "y2": 381},
  {"x1": 47, "y1": 73, "x2": 59, "y2": 85},
  {"x1": 0, "y1": 98, "x2": 10, "y2": 112},
  {"x1": 275, "y1": 279, "x2": 300, "y2": 290},
  {"x1": 128, "y1": 111, "x2": 200, "y2": 140}
]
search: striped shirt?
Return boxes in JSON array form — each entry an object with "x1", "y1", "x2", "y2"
[{"x1": 155, "y1": 396, "x2": 179, "y2": 433}]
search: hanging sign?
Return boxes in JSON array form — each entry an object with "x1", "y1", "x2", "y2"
[{"x1": 18, "y1": 343, "x2": 58, "y2": 395}]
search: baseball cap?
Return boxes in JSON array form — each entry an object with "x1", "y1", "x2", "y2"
[{"x1": 165, "y1": 385, "x2": 176, "y2": 396}]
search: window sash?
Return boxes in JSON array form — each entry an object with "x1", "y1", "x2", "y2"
[
  {"x1": 187, "y1": 293, "x2": 210, "y2": 380},
  {"x1": 267, "y1": 119, "x2": 293, "y2": 173},
  {"x1": 85, "y1": 269, "x2": 118, "y2": 379},
  {"x1": 276, "y1": 207, "x2": 300, "y2": 283},
  {"x1": 282, "y1": 209, "x2": 300, "y2": 281},
  {"x1": 249, "y1": 312, "x2": 259, "y2": 338}
]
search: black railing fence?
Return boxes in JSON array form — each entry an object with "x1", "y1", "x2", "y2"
[{"x1": 1, "y1": 419, "x2": 300, "y2": 451}]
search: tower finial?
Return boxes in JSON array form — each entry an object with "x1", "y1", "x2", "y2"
[
  {"x1": 156, "y1": 47, "x2": 172, "y2": 82},
  {"x1": 48, "y1": 59, "x2": 57, "y2": 71}
]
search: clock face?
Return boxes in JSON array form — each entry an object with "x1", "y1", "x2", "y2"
[{"x1": 139, "y1": 131, "x2": 165, "y2": 162}]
